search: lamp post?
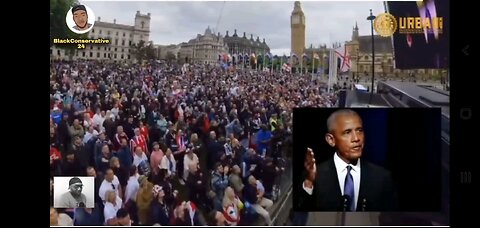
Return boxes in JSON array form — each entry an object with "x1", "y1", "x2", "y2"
[
  {"x1": 367, "y1": 9, "x2": 376, "y2": 103},
  {"x1": 356, "y1": 47, "x2": 360, "y2": 83}
]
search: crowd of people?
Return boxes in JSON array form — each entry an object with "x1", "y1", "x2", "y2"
[{"x1": 49, "y1": 60, "x2": 337, "y2": 226}]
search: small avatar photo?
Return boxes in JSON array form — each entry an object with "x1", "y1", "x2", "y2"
[
  {"x1": 53, "y1": 176, "x2": 95, "y2": 208},
  {"x1": 65, "y1": 4, "x2": 95, "y2": 34}
]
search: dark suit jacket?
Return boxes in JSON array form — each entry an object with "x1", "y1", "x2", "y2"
[{"x1": 296, "y1": 157, "x2": 397, "y2": 211}]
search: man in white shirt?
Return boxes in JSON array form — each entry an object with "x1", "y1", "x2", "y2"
[
  {"x1": 124, "y1": 166, "x2": 140, "y2": 203},
  {"x1": 299, "y1": 109, "x2": 396, "y2": 212},
  {"x1": 99, "y1": 168, "x2": 122, "y2": 202}
]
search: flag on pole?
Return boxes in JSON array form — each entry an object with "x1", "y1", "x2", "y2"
[
  {"x1": 282, "y1": 63, "x2": 291, "y2": 72},
  {"x1": 334, "y1": 45, "x2": 352, "y2": 72}
]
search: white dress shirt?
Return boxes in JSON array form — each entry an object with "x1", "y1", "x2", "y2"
[
  {"x1": 334, "y1": 152, "x2": 361, "y2": 211},
  {"x1": 98, "y1": 175, "x2": 120, "y2": 201},
  {"x1": 303, "y1": 152, "x2": 361, "y2": 211}
]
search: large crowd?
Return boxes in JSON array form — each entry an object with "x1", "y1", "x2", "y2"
[{"x1": 49, "y1": 60, "x2": 337, "y2": 226}]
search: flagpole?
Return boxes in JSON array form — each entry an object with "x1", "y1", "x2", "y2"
[
  {"x1": 280, "y1": 55, "x2": 283, "y2": 73},
  {"x1": 312, "y1": 55, "x2": 315, "y2": 78}
]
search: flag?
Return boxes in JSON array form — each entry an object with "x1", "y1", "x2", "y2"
[
  {"x1": 334, "y1": 45, "x2": 351, "y2": 72},
  {"x1": 282, "y1": 63, "x2": 291, "y2": 72},
  {"x1": 313, "y1": 53, "x2": 320, "y2": 59}
]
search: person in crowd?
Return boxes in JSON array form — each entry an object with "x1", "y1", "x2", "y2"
[
  {"x1": 50, "y1": 207, "x2": 73, "y2": 226},
  {"x1": 99, "y1": 168, "x2": 122, "y2": 202},
  {"x1": 245, "y1": 175, "x2": 273, "y2": 225},
  {"x1": 103, "y1": 190, "x2": 123, "y2": 225},
  {"x1": 136, "y1": 176, "x2": 154, "y2": 225},
  {"x1": 211, "y1": 162, "x2": 230, "y2": 211},
  {"x1": 110, "y1": 156, "x2": 129, "y2": 191},
  {"x1": 222, "y1": 186, "x2": 243, "y2": 226},
  {"x1": 150, "y1": 185, "x2": 171, "y2": 226},
  {"x1": 106, "y1": 208, "x2": 132, "y2": 226}
]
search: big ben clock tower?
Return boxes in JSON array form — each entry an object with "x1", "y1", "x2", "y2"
[{"x1": 291, "y1": 1, "x2": 305, "y2": 56}]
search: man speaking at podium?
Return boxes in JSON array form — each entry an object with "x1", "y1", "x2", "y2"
[{"x1": 299, "y1": 109, "x2": 397, "y2": 211}]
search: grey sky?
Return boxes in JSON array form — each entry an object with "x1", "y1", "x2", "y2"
[{"x1": 80, "y1": 1, "x2": 385, "y2": 56}]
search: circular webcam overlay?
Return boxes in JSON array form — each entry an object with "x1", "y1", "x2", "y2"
[{"x1": 66, "y1": 5, "x2": 95, "y2": 34}]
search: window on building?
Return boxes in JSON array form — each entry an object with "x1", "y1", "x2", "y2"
[
  {"x1": 114, "y1": 54, "x2": 117, "y2": 59},
  {"x1": 104, "y1": 53, "x2": 107, "y2": 58},
  {"x1": 121, "y1": 54, "x2": 124, "y2": 59},
  {"x1": 205, "y1": 55, "x2": 207, "y2": 58},
  {"x1": 89, "y1": 52, "x2": 93, "y2": 57},
  {"x1": 123, "y1": 32, "x2": 126, "y2": 37},
  {"x1": 122, "y1": 49, "x2": 124, "y2": 52},
  {"x1": 116, "y1": 31, "x2": 119, "y2": 36},
  {"x1": 105, "y1": 47, "x2": 107, "y2": 51},
  {"x1": 92, "y1": 29, "x2": 95, "y2": 33},
  {"x1": 99, "y1": 30, "x2": 102, "y2": 34},
  {"x1": 76, "y1": 52, "x2": 79, "y2": 56},
  {"x1": 82, "y1": 52, "x2": 86, "y2": 57},
  {"x1": 129, "y1": 41, "x2": 132, "y2": 46},
  {"x1": 97, "y1": 53, "x2": 100, "y2": 58},
  {"x1": 141, "y1": 21, "x2": 145, "y2": 29},
  {"x1": 115, "y1": 48, "x2": 117, "y2": 52},
  {"x1": 115, "y1": 39, "x2": 118, "y2": 45},
  {"x1": 128, "y1": 55, "x2": 130, "y2": 59},
  {"x1": 57, "y1": 50, "x2": 60, "y2": 55},
  {"x1": 108, "y1": 47, "x2": 111, "y2": 51},
  {"x1": 97, "y1": 46, "x2": 100, "y2": 50},
  {"x1": 122, "y1": 40, "x2": 125, "y2": 46}
]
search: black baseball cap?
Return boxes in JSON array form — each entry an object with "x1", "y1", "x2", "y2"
[
  {"x1": 71, "y1": 5, "x2": 87, "y2": 14},
  {"x1": 69, "y1": 177, "x2": 83, "y2": 186}
]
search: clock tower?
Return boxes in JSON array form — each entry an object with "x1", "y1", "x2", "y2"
[{"x1": 291, "y1": 1, "x2": 305, "y2": 56}]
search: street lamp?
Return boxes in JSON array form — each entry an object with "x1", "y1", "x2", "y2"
[
  {"x1": 356, "y1": 47, "x2": 360, "y2": 83},
  {"x1": 367, "y1": 9, "x2": 376, "y2": 103}
]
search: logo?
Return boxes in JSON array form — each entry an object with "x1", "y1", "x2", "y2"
[
  {"x1": 398, "y1": 16, "x2": 443, "y2": 34},
  {"x1": 374, "y1": 13, "x2": 397, "y2": 37}
]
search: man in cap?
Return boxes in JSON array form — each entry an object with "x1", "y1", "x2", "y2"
[
  {"x1": 58, "y1": 177, "x2": 88, "y2": 208},
  {"x1": 71, "y1": 5, "x2": 92, "y2": 31}
]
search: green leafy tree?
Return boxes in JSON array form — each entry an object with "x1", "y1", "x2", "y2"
[
  {"x1": 50, "y1": 0, "x2": 89, "y2": 59},
  {"x1": 166, "y1": 51, "x2": 176, "y2": 63},
  {"x1": 131, "y1": 40, "x2": 156, "y2": 63},
  {"x1": 145, "y1": 42, "x2": 156, "y2": 61}
]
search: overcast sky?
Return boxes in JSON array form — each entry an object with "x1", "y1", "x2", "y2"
[{"x1": 80, "y1": 1, "x2": 385, "y2": 56}]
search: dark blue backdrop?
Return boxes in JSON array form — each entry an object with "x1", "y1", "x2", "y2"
[{"x1": 292, "y1": 108, "x2": 441, "y2": 212}]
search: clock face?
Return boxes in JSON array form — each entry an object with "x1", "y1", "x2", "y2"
[{"x1": 292, "y1": 15, "x2": 300, "y2": 24}]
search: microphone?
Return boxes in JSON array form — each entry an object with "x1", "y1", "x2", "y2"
[
  {"x1": 342, "y1": 195, "x2": 351, "y2": 212},
  {"x1": 361, "y1": 198, "x2": 367, "y2": 212}
]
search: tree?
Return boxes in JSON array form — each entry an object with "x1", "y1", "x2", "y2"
[
  {"x1": 50, "y1": 0, "x2": 89, "y2": 59},
  {"x1": 166, "y1": 51, "x2": 176, "y2": 63},
  {"x1": 131, "y1": 40, "x2": 156, "y2": 63},
  {"x1": 145, "y1": 42, "x2": 156, "y2": 61}
]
